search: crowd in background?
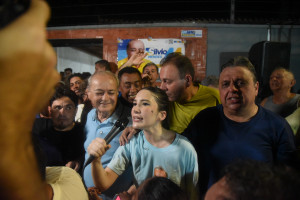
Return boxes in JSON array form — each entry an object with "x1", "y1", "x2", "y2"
[{"x1": 1, "y1": 1, "x2": 300, "y2": 200}]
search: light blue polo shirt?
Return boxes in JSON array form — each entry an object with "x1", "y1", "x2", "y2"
[{"x1": 83, "y1": 103, "x2": 133, "y2": 200}]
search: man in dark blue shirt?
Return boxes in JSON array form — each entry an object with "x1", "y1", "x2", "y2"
[{"x1": 182, "y1": 56, "x2": 297, "y2": 197}]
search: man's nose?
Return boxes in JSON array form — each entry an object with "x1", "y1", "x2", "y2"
[
  {"x1": 160, "y1": 82, "x2": 166, "y2": 91},
  {"x1": 102, "y1": 92, "x2": 109, "y2": 100},
  {"x1": 229, "y1": 82, "x2": 238, "y2": 91},
  {"x1": 59, "y1": 107, "x2": 66, "y2": 115},
  {"x1": 130, "y1": 85, "x2": 138, "y2": 93},
  {"x1": 270, "y1": 76, "x2": 277, "y2": 81}
]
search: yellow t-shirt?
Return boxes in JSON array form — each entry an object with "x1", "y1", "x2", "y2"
[
  {"x1": 169, "y1": 84, "x2": 220, "y2": 133},
  {"x1": 46, "y1": 167, "x2": 89, "y2": 200},
  {"x1": 118, "y1": 57, "x2": 152, "y2": 73}
]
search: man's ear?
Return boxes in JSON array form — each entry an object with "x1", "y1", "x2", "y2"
[
  {"x1": 290, "y1": 79, "x2": 296, "y2": 88},
  {"x1": 254, "y1": 81, "x2": 259, "y2": 96},
  {"x1": 185, "y1": 74, "x2": 193, "y2": 87},
  {"x1": 48, "y1": 106, "x2": 52, "y2": 115}
]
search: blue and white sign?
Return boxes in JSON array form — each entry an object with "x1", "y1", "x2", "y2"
[
  {"x1": 181, "y1": 30, "x2": 203, "y2": 38},
  {"x1": 140, "y1": 38, "x2": 185, "y2": 65},
  {"x1": 117, "y1": 38, "x2": 185, "y2": 65}
]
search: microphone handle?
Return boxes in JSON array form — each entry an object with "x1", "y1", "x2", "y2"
[
  {"x1": 83, "y1": 125, "x2": 121, "y2": 168},
  {"x1": 103, "y1": 126, "x2": 120, "y2": 144},
  {"x1": 84, "y1": 155, "x2": 95, "y2": 168}
]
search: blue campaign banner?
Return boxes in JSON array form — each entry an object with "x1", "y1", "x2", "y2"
[{"x1": 117, "y1": 38, "x2": 185, "y2": 65}]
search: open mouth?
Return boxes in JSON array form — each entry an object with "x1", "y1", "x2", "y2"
[
  {"x1": 132, "y1": 116, "x2": 143, "y2": 122},
  {"x1": 128, "y1": 94, "x2": 136, "y2": 99},
  {"x1": 227, "y1": 96, "x2": 241, "y2": 103}
]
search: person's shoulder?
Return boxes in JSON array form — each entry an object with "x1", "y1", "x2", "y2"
[
  {"x1": 142, "y1": 59, "x2": 152, "y2": 63},
  {"x1": 33, "y1": 118, "x2": 52, "y2": 132},
  {"x1": 260, "y1": 96, "x2": 270, "y2": 106},
  {"x1": 73, "y1": 122, "x2": 85, "y2": 132},
  {"x1": 177, "y1": 133, "x2": 193, "y2": 144},
  {"x1": 46, "y1": 167, "x2": 89, "y2": 200},
  {"x1": 188, "y1": 105, "x2": 221, "y2": 130},
  {"x1": 132, "y1": 130, "x2": 144, "y2": 142},
  {"x1": 121, "y1": 130, "x2": 143, "y2": 151},
  {"x1": 46, "y1": 166, "x2": 82, "y2": 181},
  {"x1": 200, "y1": 84, "x2": 218, "y2": 93},
  {"x1": 295, "y1": 94, "x2": 300, "y2": 104},
  {"x1": 198, "y1": 84, "x2": 220, "y2": 98},
  {"x1": 86, "y1": 108, "x2": 96, "y2": 118},
  {"x1": 118, "y1": 58, "x2": 128, "y2": 67},
  {"x1": 175, "y1": 134, "x2": 198, "y2": 152},
  {"x1": 195, "y1": 105, "x2": 220, "y2": 118},
  {"x1": 259, "y1": 105, "x2": 287, "y2": 123},
  {"x1": 34, "y1": 117, "x2": 51, "y2": 124},
  {"x1": 85, "y1": 108, "x2": 98, "y2": 129}
]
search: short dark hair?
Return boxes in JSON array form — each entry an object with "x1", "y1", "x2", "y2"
[
  {"x1": 64, "y1": 68, "x2": 72, "y2": 73},
  {"x1": 160, "y1": 52, "x2": 195, "y2": 80},
  {"x1": 136, "y1": 177, "x2": 188, "y2": 200},
  {"x1": 81, "y1": 72, "x2": 91, "y2": 80},
  {"x1": 222, "y1": 160, "x2": 300, "y2": 200},
  {"x1": 95, "y1": 59, "x2": 111, "y2": 71},
  {"x1": 50, "y1": 87, "x2": 78, "y2": 107},
  {"x1": 141, "y1": 87, "x2": 169, "y2": 129},
  {"x1": 221, "y1": 56, "x2": 257, "y2": 83},
  {"x1": 68, "y1": 73, "x2": 83, "y2": 83},
  {"x1": 117, "y1": 67, "x2": 141, "y2": 81},
  {"x1": 143, "y1": 62, "x2": 159, "y2": 74}
]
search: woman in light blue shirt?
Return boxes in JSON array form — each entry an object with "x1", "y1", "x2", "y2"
[{"x1": 87, "y1": 87, "x2": 199, "y2": 199}]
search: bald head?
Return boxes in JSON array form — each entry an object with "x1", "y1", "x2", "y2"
[
  {"x1": 88, "y1": 71, "x2": 119, "y2": 91},
  {"x1": 126, "y1": 39, "x2": 145, "y2": 59},
  {"x1": 269, "y1": 68, "x2": 296, "y2": 92}
]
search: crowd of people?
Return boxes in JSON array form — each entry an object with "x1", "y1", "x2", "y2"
[{"x1": 1, "y1": 1, "x2": 300, "y2": 200}]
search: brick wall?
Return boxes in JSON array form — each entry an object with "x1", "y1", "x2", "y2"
[{"x1": 48, "y1": 27, "x2": 207, "y2": 81}]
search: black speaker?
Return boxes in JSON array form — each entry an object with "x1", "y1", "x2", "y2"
[{"x1": 248, "y1": 41, "x2": 291, "y2": 101}]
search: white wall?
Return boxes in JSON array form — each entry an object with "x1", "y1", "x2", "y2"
[{"x1": 54, "y1": 47, "x2": 100, "y2": 74}]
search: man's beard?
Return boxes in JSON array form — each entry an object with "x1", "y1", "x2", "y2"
[{"x1": 53, "y1": 120, "x2": 72, "y2": 131}]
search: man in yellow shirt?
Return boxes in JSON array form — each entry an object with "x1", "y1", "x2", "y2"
[
  {"x1": 160, "y1": 53, "x2": 221, "y2": 133},
  {"x1": 117, "y1": 39, "x2": 151, "y2": 73}
]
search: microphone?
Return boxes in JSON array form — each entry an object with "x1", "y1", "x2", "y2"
[{"x1": 83, "y1": 117, "x2": 129, "y2": 168}]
